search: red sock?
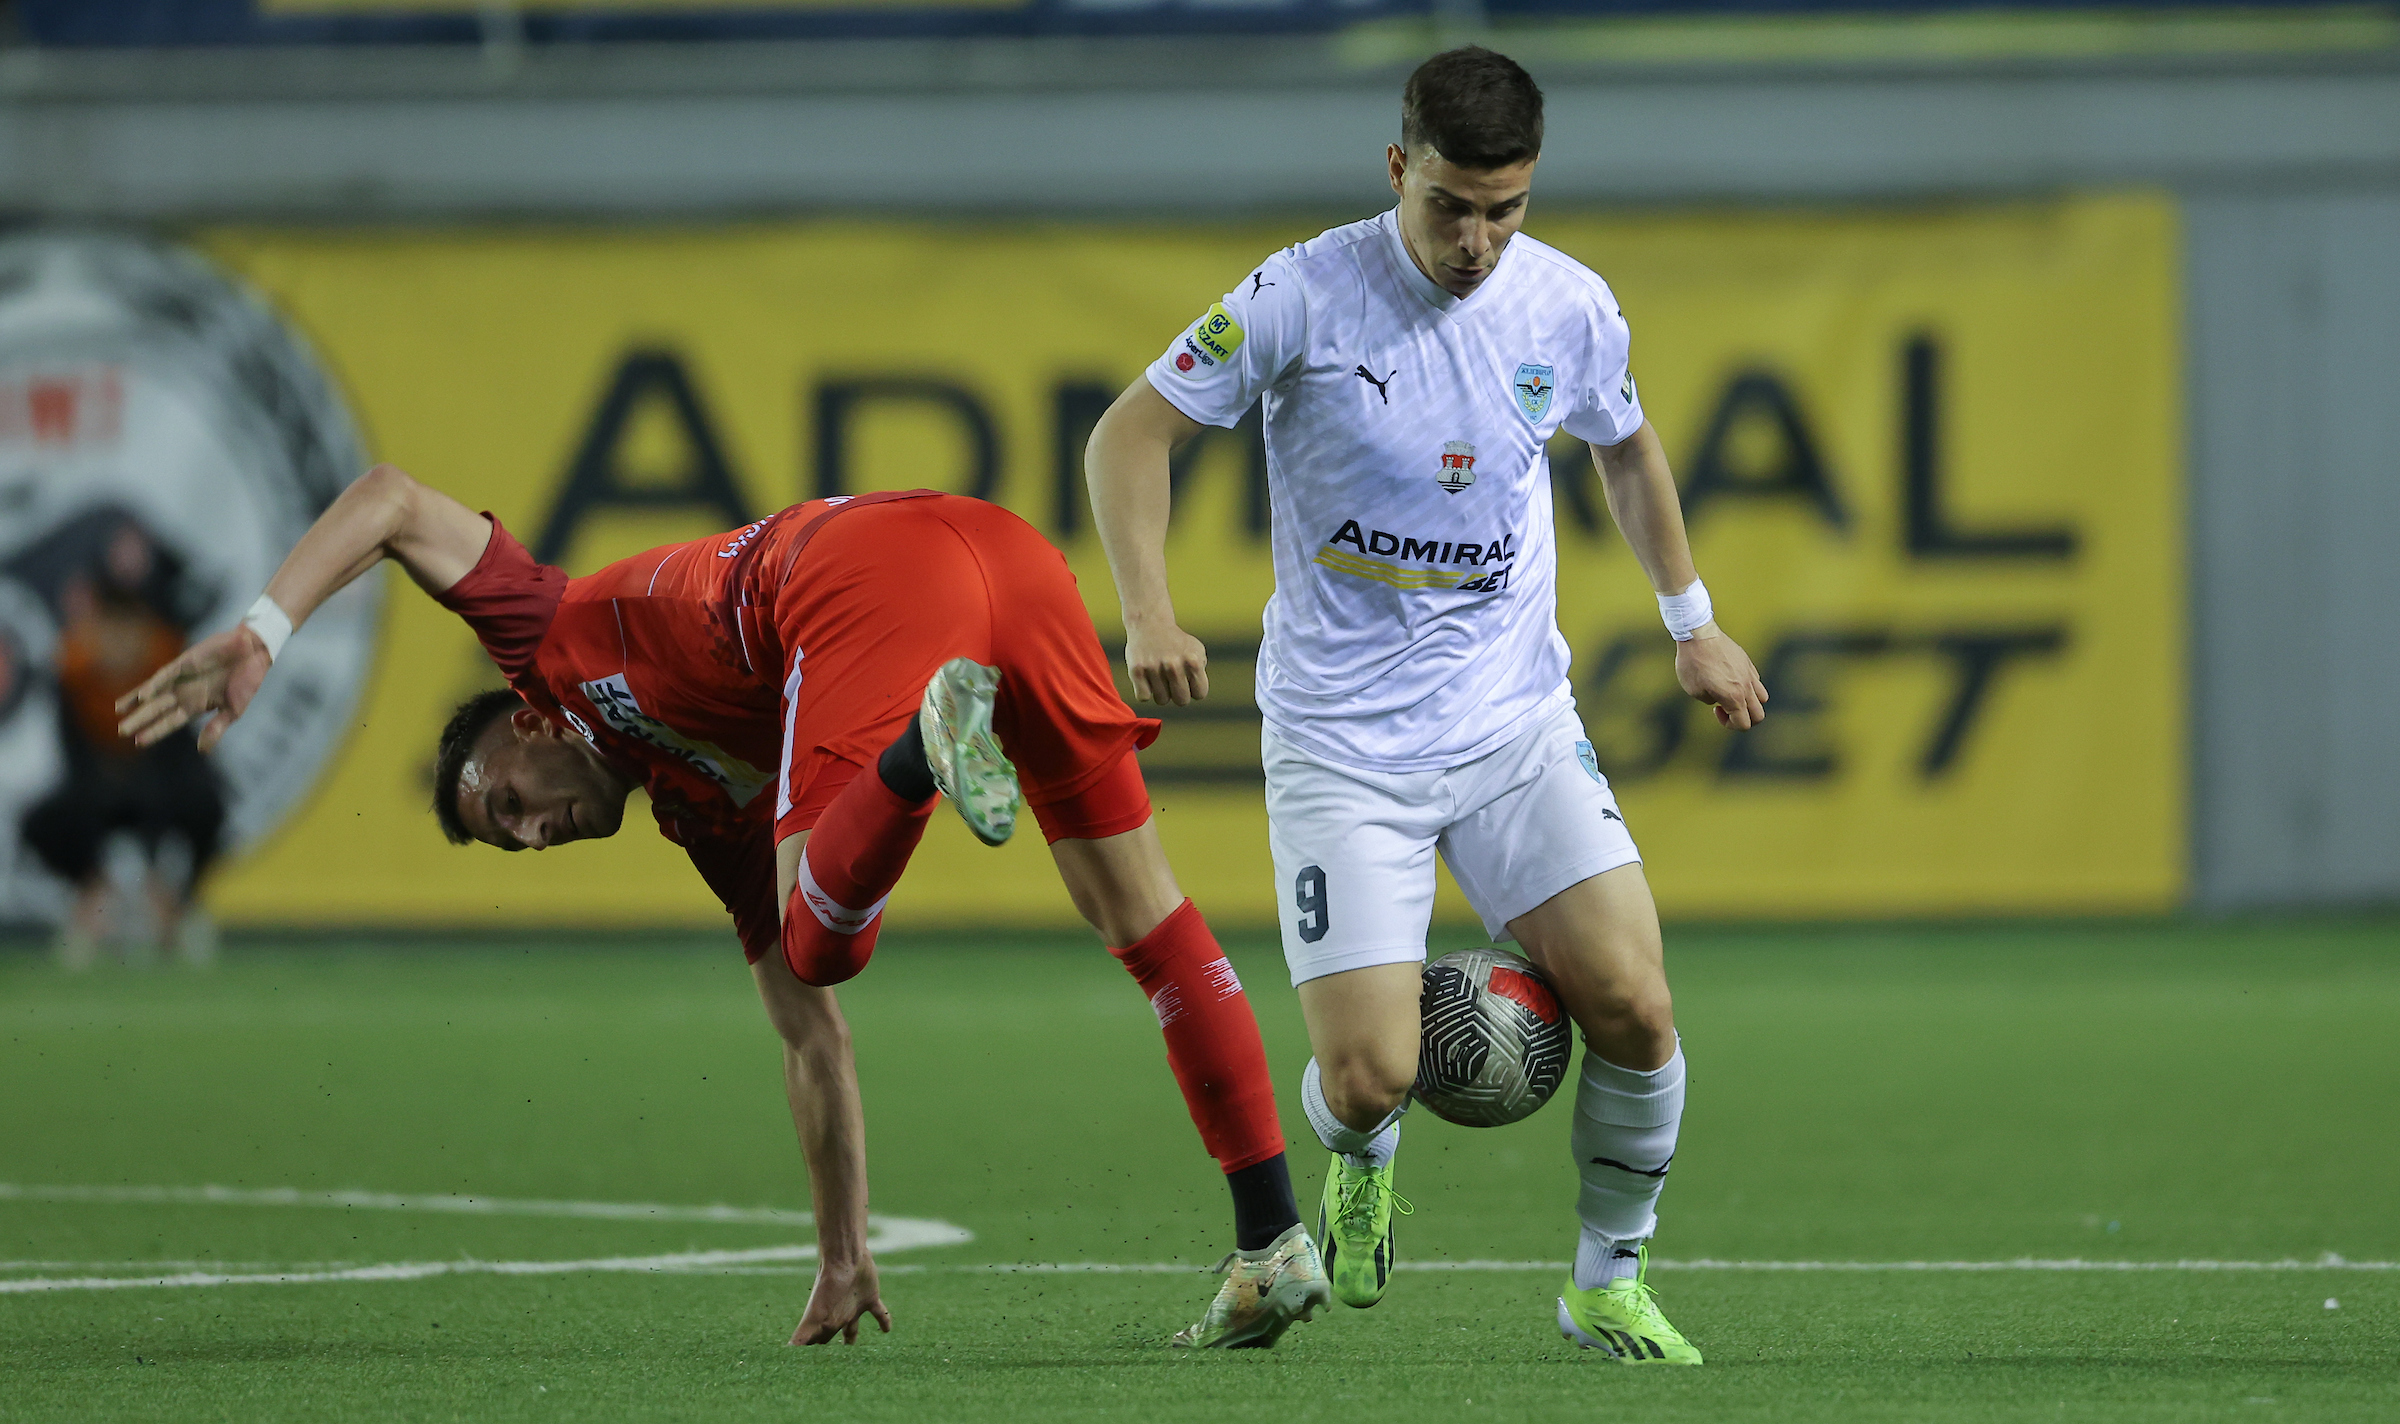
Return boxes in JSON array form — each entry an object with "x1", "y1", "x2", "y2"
[
  {"x1": 1111, "y1": 900, "x2": 1287, "y2": 1173},
  {"x1": 782, "y1": 771, "x2": 933, "y2": 986}
]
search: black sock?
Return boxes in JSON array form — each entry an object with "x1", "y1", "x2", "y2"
[
  {"x1": 876, "y1": 716, "x2": 937, "y2": 803},
  {"x1": 1227, "y1": 1153, "x2": 1302, "y2": 1252}
]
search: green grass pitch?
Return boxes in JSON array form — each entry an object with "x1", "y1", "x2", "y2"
[{"x1": 4, "y1": 919, "x2": 2396, "y2": 1422}]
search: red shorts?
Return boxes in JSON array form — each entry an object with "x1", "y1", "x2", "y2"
[{"x1": 762, "y1": 495, "x2": 1160, "y2": 845}]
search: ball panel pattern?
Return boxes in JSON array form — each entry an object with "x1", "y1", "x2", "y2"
[{"x1": 1412, "y1": 947, "x2": 1573, "y2": 1128}]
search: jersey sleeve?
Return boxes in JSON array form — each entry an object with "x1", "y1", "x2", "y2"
[
  {"x1": 432, "y1": 516, "x2": 568, "y2": 687},
  {"x1": 1561, "y1": 295, "x2": 1648, "y2": 447},
  {"x1": 1143, "y1": 250, "x2": 1307, "y2": 429},
  {"x1": 680, "y1": 828, "x2": 781, "y2": 965}
]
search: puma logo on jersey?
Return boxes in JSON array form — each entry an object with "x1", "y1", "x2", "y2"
[
  {"x1": 1250, "y1": 271, "x2": 1275, "y2": 297},
  {"x1": 1353, "y1": 366, "x2": 1395, "y2": 404}
]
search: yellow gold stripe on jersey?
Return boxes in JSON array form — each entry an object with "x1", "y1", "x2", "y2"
[{"x1": 1313, "y1": 548, "x2": 1464, "y2": 590}]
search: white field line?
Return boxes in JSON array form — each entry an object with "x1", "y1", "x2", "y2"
[
  {"x1": 0, "y1": 1182, "x2": 816, "y2": 1227},
  {"x1": 6, "y1": 1183, "x2": 2390, "y2": 1293},
  {"x1": 12, "y1": 1254, "x2": 2393, "y2": 1292},
  {"x1": 875, "y1": 1256, "x2": 2400, "y2": 1277},
  {"x1": 1654, "y1": 1257, "x2": 2398, "y2": 1273},
  {"x1": 0, "y1": 1261, "x2": 371, "y2": 1272},
  {"x1": 0, "y1": 1245, "x2": 819, "y2": 1293},
  {"x1": 0, "y1": 1181, "x2": 970, "y2": 1294},
  {"x1": 0, "y1": 1217, "x2": 971, "y2": 1295}
]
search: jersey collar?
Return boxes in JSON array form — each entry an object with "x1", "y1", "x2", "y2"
[{"x1": 1379, "y1": 207, "x2": 1509, "y2": 315}]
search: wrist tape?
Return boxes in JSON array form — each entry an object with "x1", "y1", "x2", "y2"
[
  {"x1": 1657, "y1": 578, "x2": 1712, "y2": 642},
  {"x1": 242, "y1": 594, "x2": 294, "y2": 664}
]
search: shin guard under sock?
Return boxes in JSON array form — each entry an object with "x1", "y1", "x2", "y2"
[
  {"x1": 1110, "y1": 900, "x2": 1288, "y2": 1176},
  {"x1": 781, "y1": 771, "x2": 934, "y2": 986},
  {"x1": 1570, "y1": 1040, "x2": 1686, "y2": 1288}
]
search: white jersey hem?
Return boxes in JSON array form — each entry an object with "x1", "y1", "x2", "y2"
[
  {"x1": 1142, "y1": 368, "x2": 1239, "y2": 432},
  {"x1": 1259, "y1": 684, "x2": 1573, "y2": 777}
]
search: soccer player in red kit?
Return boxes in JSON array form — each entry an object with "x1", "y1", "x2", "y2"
[{"x1": 119, "y1": 466, "x2": 1332, "y2": 1350}]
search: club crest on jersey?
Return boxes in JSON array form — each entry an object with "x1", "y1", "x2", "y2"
[
  {"x1": 1513, "y1": 363, "x2": 1555, "y2": 422},
  {"x1": 1437, "y1": 440, "x2": 1477, "y2": 494}
]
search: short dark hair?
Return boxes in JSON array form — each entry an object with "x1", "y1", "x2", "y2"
[
  {"x1": 430, "y1": 688, "x2": 523, "y2": 845},
  {"x1": 1401, "y1": 46, "x2": 1544, "y2": 171}
]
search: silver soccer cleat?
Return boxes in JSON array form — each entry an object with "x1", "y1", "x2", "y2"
[
  {"x1": 1171, "y1": 1224, "x2": 1332, "y2": 1349},
  {"x1": 919, "y1": 657, "x2": 1020, "y2": 847}
]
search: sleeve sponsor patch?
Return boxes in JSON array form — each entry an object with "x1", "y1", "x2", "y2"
[{"x1": 1194, "y1": 302, "x2": 1245, "y2": 364}]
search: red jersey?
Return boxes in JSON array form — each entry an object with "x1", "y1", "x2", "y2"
[{"x1": 436, "y1": 491, "x2": 1158, "y2": 962}]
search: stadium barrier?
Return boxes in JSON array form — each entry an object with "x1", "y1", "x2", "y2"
[{"x1": 174, "y1": 194, "x2": 2179, "y2": 930}]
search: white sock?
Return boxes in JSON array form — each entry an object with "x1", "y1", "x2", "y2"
[
  {"x1": 1301, "y1": 1057, "x2": 1404, "y2": 1169},
  {"x1": 1574, "y1": 1231, "x2": 1646, "y2": 1291},
  {"x1": 1569, "y1": 1040, "x2": 1685, "y2": 1290}
]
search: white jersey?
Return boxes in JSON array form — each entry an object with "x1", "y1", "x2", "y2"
[{"x1": 1145, "y1": 208, "x2": 1645, "y2": 774}]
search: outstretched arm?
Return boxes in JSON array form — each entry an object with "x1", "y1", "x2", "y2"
[
  {"x1": 755, "y1": 834, "x2": 886, "y2": 1346},
  {"x1": 1591, "y1": 424, "x2": 1770, "y2": 730},
  {"x1": 117, "y1": 464, "x2": 493, "y2": 749},
  {"x1": 1086, "y1": 378, "x2": 1210, "y2": 706}
]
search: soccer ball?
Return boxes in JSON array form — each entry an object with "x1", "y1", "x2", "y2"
[{"x1": 1413, "y1": 946, "x2": 1572, "y2": 1127}]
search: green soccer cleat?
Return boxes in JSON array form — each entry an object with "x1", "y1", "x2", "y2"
[
  {"x1": 1556, "y1": 1246, "x2": 1703, "y2": 1365},
  {"x1": 1170, "y1": 1223, "x2": 1332, "y2": 1349},
  {"x1": 1317, "y1": 1153, "x2": 1412, "y2": 1308},
  {"x1": 918, "y1": 657, "x2": 1019, "y2": 847}
]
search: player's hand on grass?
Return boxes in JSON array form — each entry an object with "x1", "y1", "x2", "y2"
[
  {"x1": 1124, "y1": 621, "x2": 1210, "y2": 706},
  {"x1": 1676, "y1": 624, "x2": 1769, "y2": 730},
  {"x1": 790, "y1": 1256, "x2": 892, "y2": 1346},
  {"x1": 114, "y1": 626, "x2": 273, "y2": 752}
]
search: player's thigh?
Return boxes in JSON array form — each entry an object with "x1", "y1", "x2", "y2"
[
  {"x1": 1506, "y1": 862, "x2": 1672, "y2": 1044},
  {"x1": 1265, "y1": 726, "x2": 1441, "y2": 990},
  {"x1": 773, "y1": 828, "x2": 812, "y2": 922},
  {"x1": 1438, "y1": 706, "x2": 1644, "y2": 947},
  {"x1": 1295, "y1": 961, "x2": 1425, "y2": 1108}
]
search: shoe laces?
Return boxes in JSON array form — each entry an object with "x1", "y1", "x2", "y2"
[
  {"x1": 1611, "y1": 1276, "x2": 1670, "y2": 1326},
  {"x1": 1333, "y1": 1168, "x2": 1414, "y2": 1232},
  {"x1": 1606, "y1": 1248, "x2": 1675, "y2": 1331}
]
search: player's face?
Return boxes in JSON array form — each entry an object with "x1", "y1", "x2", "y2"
[
  {"x1": 1387, "y1": 143, "x2": 1536, "y2": 298},
  {"x1": 456, "y1": 711, "x2": 630, "y2": 852}
]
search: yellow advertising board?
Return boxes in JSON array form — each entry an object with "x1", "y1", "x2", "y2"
[{"x1": 198, "y1": 193, "x2": 2181, "y2": 932}]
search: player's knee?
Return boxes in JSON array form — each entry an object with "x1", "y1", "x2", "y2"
[
  {"x1": 1579, "y1": 978, "x2": 1676, "y2": 1060},
  {"x1": 783, "y1": 920, "x2": 878, "y2": 988},
  {"x1": 1320, "y1": 1051, "x2": 1415, "y2": 1127}
]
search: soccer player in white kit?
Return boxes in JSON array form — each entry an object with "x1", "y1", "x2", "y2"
[{"x1": 1087, "y1": 48, "x2": 1768, "y2": 1362}]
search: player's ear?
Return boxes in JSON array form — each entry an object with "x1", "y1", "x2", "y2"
[
  {"x1": 1387, "y1": 143, "x2": 1409, "y2": 197},
  {"x1": 509, "y1": 707, "x2": 549, "y2": 742}
]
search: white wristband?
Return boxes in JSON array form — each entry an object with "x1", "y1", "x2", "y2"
[
  {"x1": 242, "y1": 594, "x2": 294, "y2": 664},
  {"x1": 1657, "y1": 578, "x2": 1713, "y2": 642}
]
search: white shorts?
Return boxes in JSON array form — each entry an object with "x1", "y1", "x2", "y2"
[{"x1": 1264, "y1": 703, "x2": 1643, "y2": 986}]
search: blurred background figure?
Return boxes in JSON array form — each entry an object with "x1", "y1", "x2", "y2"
[{"x1": 19, "y1": 516, "x2": 223, "y2": 967}]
